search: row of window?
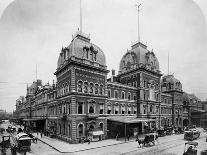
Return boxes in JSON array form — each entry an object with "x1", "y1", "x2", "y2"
[
  {"x1": 57, "y1": 81, "x2": 71, "y2": 97},
  {"x1": 107, "y1": 105, "x2": 137, "y2": 114},
  {"x1": 143, "y1": 105, "x2": 159, "y2": 114},
  {"x1": 57, "y1": 122, "x2": 104, "y2": 138},
  {"x1": 77, "y1": 81, "x2": 104, "y2": 95},
  {"x1": 108, "y1": 89, "x2": 136, "y2": 100}
]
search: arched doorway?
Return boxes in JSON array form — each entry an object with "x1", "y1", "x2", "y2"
[
  {"x1": 183, "y1": 119, "x2": 189, "y2": 127},
  {"x1": 78, "y1": 123, "x2": 84, "y2": 137}
]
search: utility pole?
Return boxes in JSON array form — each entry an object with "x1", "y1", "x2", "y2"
[{"x1": 136, "y1": 3, "x2": 142, "y2": 42}]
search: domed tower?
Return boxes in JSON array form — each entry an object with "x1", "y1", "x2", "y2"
[
  {"x1": 54, "y1": 30, "x2": 108, "y2": 143},
  {"x1": 161, "y1": 75, "x2": 183, "y2": 128},
  {"x1": 117, "y1": 41, "x2": 162, "y2": 128}
]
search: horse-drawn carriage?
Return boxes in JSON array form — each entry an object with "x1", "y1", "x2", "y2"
[
  {"x1": 136, "y1": 133, "x2": 158, "y2": 147},
  {"x1": 157, "y1": 129, "x2": 166, "y2": 137},
  {"x1": 183, "y1": 141, "x2": 198, "y2": 155}
]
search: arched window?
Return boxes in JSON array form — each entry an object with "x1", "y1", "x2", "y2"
[
  {"x1": 77, "y1": 81, "x2": 83, "y2": 92},
  {"x1": 95, "y1": 84, "x2": 99, "y2": 94},
  {"x1": 83, "y1": 82, "x2": 88, "y2": 93},
  {"x1": 89, "y1": 83, "x2": 93, "y2": 94},
  {"x1": 78, "y1": 124, "x2": 83, "y2": 137}
]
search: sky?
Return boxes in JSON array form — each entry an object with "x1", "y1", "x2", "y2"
[{"x1": 0, "y1": 0, "x2": 207, "y2": 112}]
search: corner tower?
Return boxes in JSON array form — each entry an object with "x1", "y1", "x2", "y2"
[
  {"x1": 54, "y1": 30, "x2": 108, "y2": 143},
  {"x1": 118, "y1": 41, "x2": 162, "y2": 129}
]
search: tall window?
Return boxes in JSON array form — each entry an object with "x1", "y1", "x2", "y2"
[
  {"x1": 133, "y1": 107, "x2": 137, "y2": 114},
  {"x1": 107, "y1": 105, "x2": 111, "y2": 114},
  {"x1": 143, "y1": 105, "x2": 146, "y2": 114},
  {"x1": 89, "y1": 104, "x2": 95, "y2": 113},
  {"x1": 133, "y1": 95, "x2": 136, "y2": 100},
  {"x1": 121, "y1": 92, "x2": 125, "y2": 99},
  {"x1": 128, "y1": 93, "x2": 131, "y2": 100},
  {"x1": 68, "y1": 124, "x2": 71, "y2": 137},
  {"x1": 115, "y1": 90, "x2": 118, "y2": 98},
  {"x1": 108, "y1": 89, "x2": 111, "y2": 98},
  {"x1": 100, "y1": 85, "x2": 103, "y2": 95},
  {"x1": 78, "y1": 81, "x2": 83, "y2": 92},
  {"x1": 114, "y1": 105, "x2": 119, "y2": 114},
  {"x1": 89, "y1": 83, "x2": 93, "y2": 94},
  {"x1": 100, "y1": 123, "x2": 103, "y2": 131},
  {"x1": 68, "y1": 103, "x2": 71, "y2": 114},
  {"x1": 121, "y1": 106, "x2": 125, "y2": 114},
  {"x1": 99, "y1": 104, "x2": 104, "y2": 114},
  {"x1": 78, "y1": 124, "x2": 83, "y2": 137},
  {"x1": 95, "y1": 84, "x2": 99, "y2": 94},
  {"x1": 128, "y1": 107, "x2": 131, "y2": 114},
  {"x1": 78, "y1": 102, "x2": 83, "y2": 114},
  {"x1": 83, "y1": 82, "x2": 88, "y2": 93}
]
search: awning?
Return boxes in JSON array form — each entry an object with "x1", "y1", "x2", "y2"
[
  {"x1": 23, "y1": 118, "x2": 46, "y2": 121},
  {"x1": 107, "y1": 116, "x2": 156, "y2": 124},
  {"x1": 89, "y1": 131, "x2": 104, "y2": 136}
]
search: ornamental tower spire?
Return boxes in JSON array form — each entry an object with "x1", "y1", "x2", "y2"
[
  {"x1": 80, "y1": 0, "x2": 82, "y2": 32},
  {"x1": 136, "y1": 3, "x2": 142, "y2": 43}
]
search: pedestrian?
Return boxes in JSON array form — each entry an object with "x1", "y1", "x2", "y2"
[
  {"x1": 40, "y1": 130, "x2": 43, "y2": 138},
  {"x1": 116, "y1": 133, "x2": 119, "y2": 140},
  {"x1": 88, "y1": 137, "x2": 91, "y2": 144},
  {"x1": 127, "y1": 134, "x2": 130, "y2": 141}
]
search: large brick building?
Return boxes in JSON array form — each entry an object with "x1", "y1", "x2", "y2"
[{"x1": 14, "y1": 29, "x2": 204, "y2": 143}]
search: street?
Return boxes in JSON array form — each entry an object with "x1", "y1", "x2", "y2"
[{"x1": 1, "y1": 121, "x2": 207, "y2": 155}]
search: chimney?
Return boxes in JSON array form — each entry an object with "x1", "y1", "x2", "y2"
[{"x1": 111, "y1": 69, "x2": 115, "y2": 82}]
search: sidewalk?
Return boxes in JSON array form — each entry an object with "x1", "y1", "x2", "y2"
[{"x1": 33, "y1": 132, "x2": 184, "y2": 154}]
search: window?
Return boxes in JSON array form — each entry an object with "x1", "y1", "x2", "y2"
[
  {"x1": 68, "y1": 124, "x2": 71, "y2": 137},
  {"x1": 144, "y1": 93, "x2": 146, "y2": 100},
  {"x1": 100, "y1": 85, "x2": 103, "y2": 95},
  {"x1": 107, "y1": 105, "x2": 111, "y2": 114},
  {"x1": 100, "y1": 123, "x2": 103, "y2": 131},
  {"x1": 150, "y1": 105, "x2": 153, "y2": 113},
  {"x1": 133, "y1": 107, "x2": 137, "y2": 114},
  {"x1": 128, "y1": 93, "x2": 131, "y2": 100},
  {"x1": 78, "y1": 81, "x2": 83, "y2": 92},
  {"x1": 108, "y1": 89, "x2": 111, "y2": 98},
  {"x1": 68, "y1": 103, "x2": 71, "y2": 114},
  {"x1": 78, "y1": 102, "x2": 83, "y2": 114},
  {"x1": 78, "y1": 124, "x2": 83, "y2": 137},
  {"x1": 134, "y1": 81, "x2": 137, "y2": 87},
  {"x1": 128, "y1": 107, "x2": 131, "y2": 114},
  {"x1": 121, "y1": 106, "x2": 125, "y2": 114},
  {"x1": 89, "y1": 83, "x2": 93, "y2": 94},
  {"x1": 133, "y1": 95, "x2": 136, "y2": 100},
  {"x1": 143, "y1": 105, "x2": 146, "y2": 114},
  {"x1": 115, "y1": 90, "x2": 118, "y2": 98},
  {"x1": 89, "y1": 104, "x2": 94, "y2": 113},
  {"x1": 83, "y1": 82, "x2": 88, "y2": 93},
  {"x1": 121, "y1": 92, "x2": 125, "y2": 99},
  {"x1": 99, "y1": 104, "x2": 104, "y2": 114},
  {"x1": 95, "y1": 84, "x2": 99, "y2": 94},
  {"x1": 114, "y1": 105, "x2": 119, "y2": 114}
]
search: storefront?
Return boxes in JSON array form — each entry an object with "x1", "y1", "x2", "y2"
[{"x1": 107, "y1": 116, "x2": 157, "y2": 141}]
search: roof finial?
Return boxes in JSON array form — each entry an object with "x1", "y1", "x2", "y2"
[{"x1": 135, "y1": 2, "x2": 142, "y2": 43}]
